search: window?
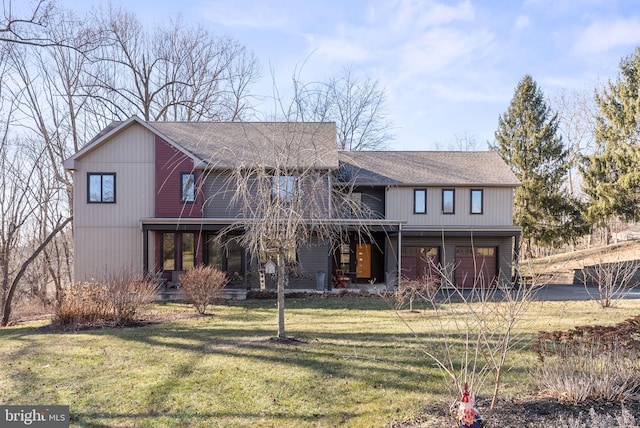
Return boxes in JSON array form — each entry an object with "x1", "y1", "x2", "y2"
[
  {"x1": 272, "y1": 175, "x2": 295, "y2": 200},
  {"x1": 442, "y1": 189, "x2": 455, "y2": 214},
  {"x1": 182, "y1": 233, "x2": 195, "y2": 270},
  {"x1": 471, "y1": 189, "x2": 483, "y2": 214},
  {"x1": 181, "y1": 172, "x2": 196, "y2": 202},
  {"x1": 87, "y1": 173, "x2": 115, "y2": 203},
  {"x1": 162, "y1": 233, "x2": 175, "y2": 270},
  {"x1": 414, "y1": 189, "x2": 426, "y2": 214},
  {"x1": 351, "y1": 192, "x2": 362, "y2": 214}
]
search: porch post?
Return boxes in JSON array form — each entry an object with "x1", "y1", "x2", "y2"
[
  {"x1": 142, "y1": 227, "x2": 149, "y2": 275},
  {"x1": 397, "y1": 223, "x2": 402, "y2": 289}
]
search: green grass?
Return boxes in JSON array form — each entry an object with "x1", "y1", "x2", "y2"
[{"x1": 1, "y1": 297, "x2": 639, "y2": 427}]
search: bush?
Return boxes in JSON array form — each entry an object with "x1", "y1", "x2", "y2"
[
  {"x1": 394, "y1": 276, "x2": 438, "y2": 311},
  {"x1": 55, "y1": 272, "x2": 160, "y2": 327},
  {"x1": 534, "y1": 342, "x2": 640, "y2": 405},
  {"x1": 179, "y1": 266, "x2": 228, "y2": 314}
]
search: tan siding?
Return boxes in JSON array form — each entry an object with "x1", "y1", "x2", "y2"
[
  {"x1": 72, "y1": 123, "x2": 155, "y2": 281},
  {"x1": 386, "y1": 186, "x2": 514, "y2": 226},
  {"x1": 74, "y1": 227, "x2": 143, "y2": 282}
]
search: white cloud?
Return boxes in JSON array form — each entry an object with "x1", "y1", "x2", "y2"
[
  {"x1": 513, "y1": 15, "x2": 531, "y2": 32},
  {"x1": 573, "y1": 17, "x2": 640, "y2": 54}
]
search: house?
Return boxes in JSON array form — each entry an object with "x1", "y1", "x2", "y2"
[{"x1": 63, "y1": 116, "x2": 521, "y2": 290}]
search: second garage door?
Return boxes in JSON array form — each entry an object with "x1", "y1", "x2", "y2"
[{"x1": 455, "y1": 246, "x2": 497, "y2": 288}]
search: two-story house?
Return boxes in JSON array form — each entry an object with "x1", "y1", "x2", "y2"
[{"x1": 63, "y1": 116, "x2": 521, "y2": 290}]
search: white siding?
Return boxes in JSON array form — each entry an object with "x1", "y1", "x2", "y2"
[
  {"x1": 386, "y1": 186, "x2": 514, "y2": 226},
  {"x1": 72, "y1": 124, "x2": 155, "y2": 281}
]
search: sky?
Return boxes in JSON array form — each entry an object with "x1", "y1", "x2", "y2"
[{"x1": 55, "y1": 0, "x2": 640, "y2": 151}]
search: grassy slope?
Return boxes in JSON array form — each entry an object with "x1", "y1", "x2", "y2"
[
  {"x1": 1, "y1": 297, "x2": 639, "y2": 427},
  {"x1": 522, "y1": 241, "x2": 640, "y2": 281}
]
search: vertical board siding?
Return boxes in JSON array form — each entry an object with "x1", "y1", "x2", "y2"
[
  {"x1": 73, "y1": 124, "x2": 155, "y2": 281},
  {"x1": 358, "y1": 186, "x2": 385, "y2": 217},
  {"x1": 155, "y1": 136, "x2": 203, "y2": 218},
  {"x1": 386, "y1": 186, "x2": 514, "y2": 226},
  {"x1": 202, "y1": 171, "x2": 242, "y2": 218}
]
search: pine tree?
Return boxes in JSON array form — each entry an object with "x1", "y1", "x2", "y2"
[
  {"x1": 492, "y1": 75, "x2": 587, "y2": 257},
  {"x1": 582, "y1": 47, "x2": 640, "y2": 236}
]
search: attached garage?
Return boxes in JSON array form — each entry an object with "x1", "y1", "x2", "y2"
[
  {"x1": 455, "y1": 246, "x2": 497, "y2": 288},
  {"x1": 401, "y1": 247, "x2": 440, "y2": 281}
]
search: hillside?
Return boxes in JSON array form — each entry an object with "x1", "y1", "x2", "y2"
[{"x1": 521, "y1": 240, "x2": 640, "y2": 284}]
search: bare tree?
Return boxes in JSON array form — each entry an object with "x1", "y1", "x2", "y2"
[
  {"x1": 0, "y1": 0, "x2": 95, "y2": 51},
  {"x1": 0, "y1": 135, "x2": 72, "y2": 326},
  {"x1": 217, "y1": 123, "x2": 372, "y2": 339},
  {"x1": 88, "y1": 8, "x2": 259, "y2": 122},
  {"x1": 291, "y1": 65, "x2": 393, "y2": 151},
  {"x1": 578, "y1": 249, "x2": 640, "y2": 308},
  {"x1": 552, "y1": 88, "x2": 598, "y2": 198}
]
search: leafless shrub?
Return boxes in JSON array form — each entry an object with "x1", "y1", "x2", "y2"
[
  {"x1": 395, "y1": 256, "x2": 542, "y2": 425},
  {"x1": 534, "y1": 341, "x2": 640, "y2": 405},
  {"x1": 551, "y1": 406, "x2": 637, "y2": 428},
  {"x1": 55, "y1": 271, "x2": 159, "y2": 327},
  {"x1": 179, "y1": 265, "x2": 228, "y2": 314},
  {"x1": 55, "y1": 281, "x2": 109, "y2": 326},
  {"x1": 394, "y1": 276, "x2": 438, "y2": 311},
  {"x1": 103, "y1": 271, "x2": 160, "y2": 325},
  {"x1": 578, "y1": 251, "x2": 640, "y2": 308}
]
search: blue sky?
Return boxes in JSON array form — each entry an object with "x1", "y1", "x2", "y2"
[{"x1": 57, "y1": 0, "x2": 640, "y2": 150}]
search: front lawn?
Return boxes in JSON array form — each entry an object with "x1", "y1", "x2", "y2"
[{"x1": 1, "y1": 296, "x2": 639, "y2": 427}]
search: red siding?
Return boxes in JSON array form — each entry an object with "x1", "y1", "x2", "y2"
[{"x1": 155, "y1": 136, "x2": 203, "y2": 218}]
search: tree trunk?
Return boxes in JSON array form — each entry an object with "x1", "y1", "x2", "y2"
[
  {"x1": 276, "y1": 252, "x2": 286, "y2": 339},
  {"x1": 1, "y1": 216, "x2": 72, "y2": 326}
]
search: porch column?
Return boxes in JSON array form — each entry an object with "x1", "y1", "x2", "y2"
[
  {"x1": 142, "y1": 227, "x2": 149, "y2": 275},
  {"x1": 397, "y1": 223, "x2": 402, "y2": 288}
]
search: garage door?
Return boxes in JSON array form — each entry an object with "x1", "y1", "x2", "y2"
[
  {"x1": 401, "y1": 247, "x2": 440, "y2": 283},
  {"x1": 455, "y1": 247, "x2": 497, "y2": 288}
]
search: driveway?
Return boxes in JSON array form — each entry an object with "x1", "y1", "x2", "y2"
[{"x1": 532, "y1": 283, "x2": 640, "y2": 301}]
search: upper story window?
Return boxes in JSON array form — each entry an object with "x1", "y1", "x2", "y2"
[
  {"x1": 470, "y1": 189, "x2": 483, "y2": 214},
  {"x1": 414, "y1": 189, "x2": 427, "y2": 214},
  {"x1": 87, "y1": 172, "x2": 115, "y2": 203},
  {"x1": 181, "y1": 172, "x2": 196, "y2": 203},
  {"x1": 351, "y1": 192, "x2": 362, "y2": 214},
  {"x1": 442, "y1": 189, "x2": 455, "y2": 214},
  {"x1": 272, "y1": 175, "x2": 295, "y2": 201}
]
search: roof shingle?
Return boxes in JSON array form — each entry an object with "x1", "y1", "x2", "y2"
[
  {"x1": 149, "y1": 122, "x2": 338, "y2": 170},
  {"x1": 338, "y1": 151, "x2": 520, "y2": 186}
]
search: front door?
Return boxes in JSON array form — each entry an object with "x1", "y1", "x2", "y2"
[{"x1": 356, "y1": 244, "x2": 371, "y2": 279}]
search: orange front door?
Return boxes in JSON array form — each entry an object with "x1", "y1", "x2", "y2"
[{"x1": 356, "y1": 244, "x2": 371, "y2": 278}]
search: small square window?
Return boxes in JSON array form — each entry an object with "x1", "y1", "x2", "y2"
[
  {"x1": 87, "y1": 173, "x2": 116, "y2": 203},
  {"x1": 414, "y1": 189, "x2": 426, "y2": 214},
  {"x1": 471, "y1": 189, "x2": 483, "y2": 214},
  {"x1": 272, "y1": 175, "x2": 295, "y2": 200},
  {"x1": 442, "y1": 189, "x2": 455, "y2": 214},
  {"x1": 181, "y1": 172, "x2": 196, "y2": 202}
]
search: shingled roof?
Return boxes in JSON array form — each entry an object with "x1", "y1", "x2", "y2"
[
  {"x1": 338, "y1": 151, "x2": 520, "y2": 187},
  {"x1": 149, "y1": 121, "x2": 338, "y2": 170}
]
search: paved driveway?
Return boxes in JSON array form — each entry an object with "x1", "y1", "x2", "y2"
[{"x1": 532, "y1": 283, "x2": 640, "y2": 301}]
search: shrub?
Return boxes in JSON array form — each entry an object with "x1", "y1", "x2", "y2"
[
  {"x1": 179, "y1": 266, "x2": 228, "y2": 314},
  {"x1": 55, "y1": 272, "x2": 160, "y2": 328},
  {"x1": 394, "y1": 276, "x2": 438, "y2": 311},
  {"x1": 552, "y1": 406, "x2": 637, "y2": 428},
  {"x1": 534, "y1": 342, "x2": 640, "y2": 405}
]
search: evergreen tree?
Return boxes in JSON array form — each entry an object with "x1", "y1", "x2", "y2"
[
  {"x1": 492, "y1": 75, "x2": 587, "y2": 257},
  {"x1": 582, "y1": 47, "x2": 640, "y2": 237}
]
